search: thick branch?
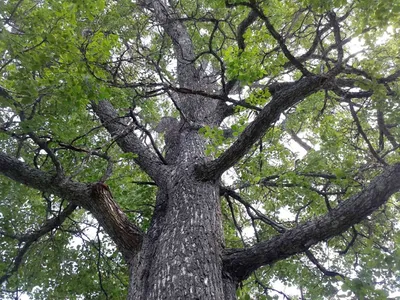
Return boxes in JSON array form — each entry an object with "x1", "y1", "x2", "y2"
[
  {"x1": 0, "y1": 151, "x2": 143, "y2": 261},
  {"x1": 140, "y1": 0, "x2": 197, "y2": 87},
  {"x1": 377, "y1": 110, "x2": 398, "y2": 149},
  {"x1": 196, "y1": 75, "x2": 331, "y2": 180},
  {"x1": 222, "y1": 163, "x2": 400, "y2": 281},
  {"x1": 327, "y1": 11, "x2": 343, "y2": 66},
  {"x1": 166, "y1": 85, "x2": 262, "y2": 111},
  {"x1": 236, "y1": 10, "x2": 258, "y2": 51},
  {"x1": 92, "y1": 100, "x2": 167, "y2": 184},
  {"x1": 89, "y1": 182, "x2": 144, "y2": 259}
]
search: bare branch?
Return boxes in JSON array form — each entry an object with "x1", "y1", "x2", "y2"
[
  {"x1": 27, "y1": 132, "x2": 64, "y2": 175},
  {"x1": 337, "y1": 226, "x2": 358, "y2": 255},
  {"x1": 222, "y1": 163, "x2": 400, "y2": 281},
  {"x1": 129, "y1": 109, "x2": 167, "y2": 165},
  {"x1": 327, "y1": 11, "x2": 343, "y2": 66},
  {"x1": 139, "y1": 0, "x2": 197, "y2": 87},
  {"x1": 287, "y1": 129, "x2": 313, "y2": 152},
  {"x1": 0, "y1": 203, "x2": 77, "y2": 285},
  {"x1": 348, "y1": 101, "x2": 386, "y2": 165},
  {"x1": 166, "y1": 85, "x2": 262, "y2": 111},
  {"x1": 196, "y1": 74, "x2": 333, "y2": 180},
  {"x1": 236, "y1": 10, "x2": 258, "y2": 51},
  {"x1": 95, "y1": 226, "x2": 110, "y2": 300},
  {"x1": 305, "y1": 249, "x2": 344, "y2": 278},
  {"x1": 254, "y1": 273, "x2": 292, "y2": 300},
  {"x1": 224, "y1": 195, "x2": 247, "y2": 246},
  {"x1": 0, "y1": 152, "x2": 143, "y2": 261},
  {"x1": 377, "y1": 110, "x2": 398, "y2": 149},
  {"x1": 92, "y1": 100, "x2": 168, "y2": 184},
  {"x1": 249, "y1": 3, "x2": 312, "y2": 77},
  {"x1": 221, "y1": 187, "x2": 286, "y2": 233}
]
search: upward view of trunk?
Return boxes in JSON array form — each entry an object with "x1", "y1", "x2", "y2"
[
  {"x1": 128, "y1": 129, "x2": 228, "y2": 299},
  {"x1": 129, "y1": 172, "x2": 225, "y2": 299},
  {"x1": 124, "y1": 2, "x2": 235, "y2": 297},
  {"x1": 2, "y1": 0, "x2": 400, "y2": 299},
  {"x1": 88, "y1": 83, "x2": 245, "y2": 298}
]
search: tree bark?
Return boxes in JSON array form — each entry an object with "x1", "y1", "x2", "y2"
[{"x1": 127, "y1": 128, "x2": 231, "y2": 299}]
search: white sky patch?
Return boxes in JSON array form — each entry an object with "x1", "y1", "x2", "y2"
[
  {"x1": 221, "y1": 167, "x2": 237, "y2": 186},
  {"x1": 286, "y1": 136, "x2": 308, "y2": 159},
  {"x1": 346, "y1": 37, "x2": 365, "y2": 56},
  {"x1": 68, "y1": 217, "x2": 99, "y2": 249},
  {"x1": 199, "y1": 28, "x2": 209, "y2": 36},
  {"x1": 277, "y1": 205, "x2": 296, "y2": 222}
]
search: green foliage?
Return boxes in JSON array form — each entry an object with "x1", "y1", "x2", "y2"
[{"x1": 1, "y1": 0, "x2": 400, "y2": 299}]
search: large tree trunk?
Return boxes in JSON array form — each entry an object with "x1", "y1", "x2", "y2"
[{"x1": 127, "y1": 129, "x2": 234, "y2": 299}]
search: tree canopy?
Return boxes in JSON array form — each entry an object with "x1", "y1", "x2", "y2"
[{"x1": 1, "y1": 0, "x2": 400, "y2": 299}]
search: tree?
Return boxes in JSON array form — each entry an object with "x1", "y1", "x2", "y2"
[{"x1": 1, "y1": 0, "x2": 400, "y2": 298}]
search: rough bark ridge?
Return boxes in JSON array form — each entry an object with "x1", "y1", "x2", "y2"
[
  {"x1": 127, "y1": 124, "x2": 226, "y2": 299},
  {"x1": 130, "y1": 168, "x2": 223, "y2": 298}
]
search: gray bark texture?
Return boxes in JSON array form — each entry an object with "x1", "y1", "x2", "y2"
[{"x1": 1, "y1": 1, "x2": 400, "y2": 300}]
